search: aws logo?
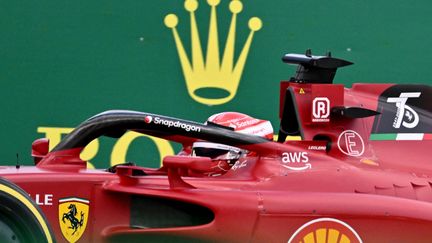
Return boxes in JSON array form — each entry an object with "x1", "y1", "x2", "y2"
[
  {"x1": 164, "y1": 0, "x2": 262, "y2": 105},
  {"x1": 281, "y1": 152, "x2": 311, "y2": 171}
]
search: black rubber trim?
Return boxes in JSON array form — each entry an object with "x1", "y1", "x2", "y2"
[{"x1": 52, "y1": 110, "x2": 269, "y2": 152}]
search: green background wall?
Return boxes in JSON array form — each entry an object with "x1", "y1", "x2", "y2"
[{"x1": 1, "y1": 0, "x2": 431, "y2": 167}]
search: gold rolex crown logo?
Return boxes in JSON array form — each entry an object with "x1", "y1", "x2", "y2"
[{"x1": 164, "y1": 0, "x2": 262, "y2": 105}]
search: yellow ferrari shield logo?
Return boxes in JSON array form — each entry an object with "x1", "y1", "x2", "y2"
[{"x1": 58, "y1": 197, "x2": 89, "y2": 243}]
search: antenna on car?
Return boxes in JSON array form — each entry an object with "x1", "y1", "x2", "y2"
[
  {"x1": 16, "y1": 153, "x2": 20, "y2": 169},
  {"x1": 282, "y1": 49, "x2": 353, "y2": 84}
]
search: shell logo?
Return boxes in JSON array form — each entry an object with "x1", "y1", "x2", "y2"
[{"x1": 288, "y1": 218, "x2": 362, "y2": 243}]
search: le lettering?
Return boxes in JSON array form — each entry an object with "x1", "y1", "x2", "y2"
[{"x1": 30, "y1": 194, "x2": 53, "y2": 206}]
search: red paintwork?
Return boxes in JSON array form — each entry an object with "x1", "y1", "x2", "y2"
[
  {"x1": 31, "y1": 138, "x2": 49, "y2": 164},
  {"x1": 1, "y1": 81, "x2": 432, "y2": 243}
]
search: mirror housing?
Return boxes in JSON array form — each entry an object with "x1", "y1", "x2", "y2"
[
  {"x1": 31, "y1": 138, "x2": 49, "y2": 165},
  {"x1": 163, "y1": 156, "x2": 212, "y2": 173},
  {"x1": 163, "y1": 156, "x2": 212, "y2": 189}
]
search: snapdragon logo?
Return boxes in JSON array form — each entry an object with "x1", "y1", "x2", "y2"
[{"x1": 153, "y1": 117, "x2": 201, "y2": 132}]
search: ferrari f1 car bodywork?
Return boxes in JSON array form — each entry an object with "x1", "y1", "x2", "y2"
[{"x1": 1, "y1": 51, "x2": 432, "y2": 243}]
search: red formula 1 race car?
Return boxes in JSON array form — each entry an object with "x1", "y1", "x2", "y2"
[{"x1": 1, "y1": 51, "x2": 432, "y2": 243}]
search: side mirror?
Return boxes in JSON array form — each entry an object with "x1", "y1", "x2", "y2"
[
  {"x1": 163, "y1": 156, "x2": 212, "y2": 173},
  {"x1": 163, "y1": 156, "x2": 212, "y2": 189},
  {"x1": 31, "y1": 138, "x2": 49, "y2": 164}
]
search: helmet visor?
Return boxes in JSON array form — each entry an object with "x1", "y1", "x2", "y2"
[
  {"x1": 192, "y1": 142, "x2": 244, "y2": 161},
  {"x1": 192, "y1": 147, "x2": 229, "y2": 159}
]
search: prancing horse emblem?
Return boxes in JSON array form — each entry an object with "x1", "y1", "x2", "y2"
[
  {"x1": 58, "y1": 197, "x2": 89, "y2": 243},
  {"x1": 62, "y1": 204, "x2": 84, "y2": 235}
]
